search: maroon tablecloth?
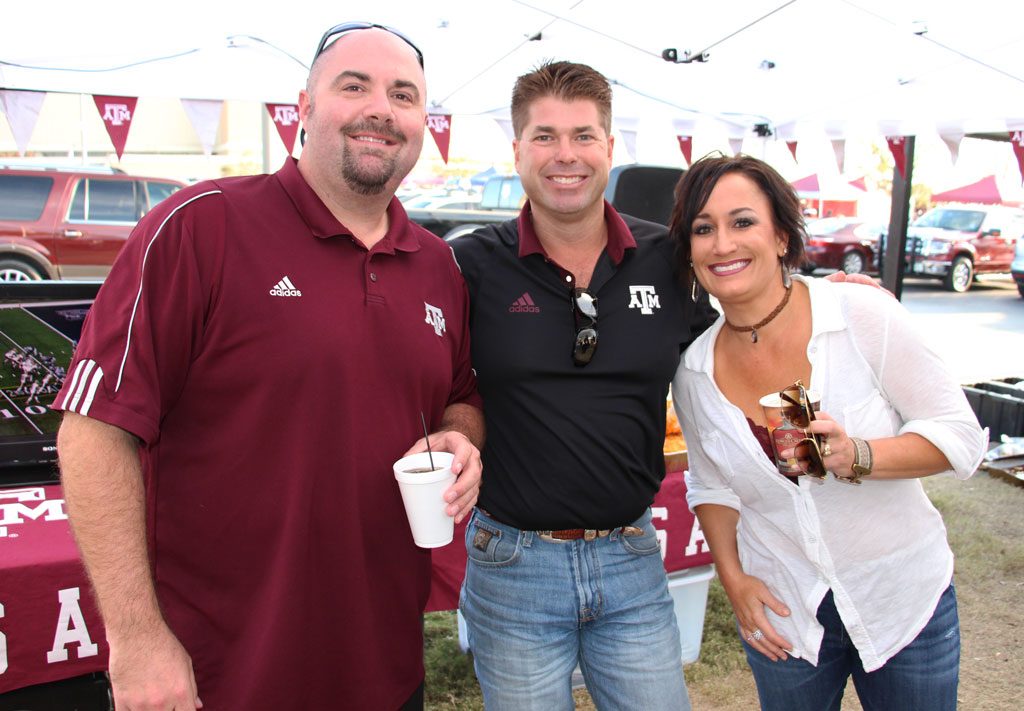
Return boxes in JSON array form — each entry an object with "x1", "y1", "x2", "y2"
[
  {"x1": 427, "y1": 468, "x2": 711, "y2": 611},
  {"x1": 0, "y1": 485, "x2": 107, "y2": 693},
  {"x1": 1, "y1": 470, "x2": 710, "y2": 692}
]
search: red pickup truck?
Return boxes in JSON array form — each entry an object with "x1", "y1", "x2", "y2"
[
  {"x1": 905, "y1": 204, "x2": 1024, "y2": 292},
  {"x1": 0, "y1": 164, "x2": 185, "y2": 282}
]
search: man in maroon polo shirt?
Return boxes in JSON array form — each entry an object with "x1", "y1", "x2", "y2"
[{"x1": 54, "y1": 24, "x2": 483, "y2": 711}]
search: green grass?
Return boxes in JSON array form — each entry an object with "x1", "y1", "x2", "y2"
[{"x1": 424, "y1": 611, "x2": 483, "y2": 711}]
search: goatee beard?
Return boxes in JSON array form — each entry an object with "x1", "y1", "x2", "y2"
[{"x1": 340, "y1": 120, "x2": 405, "y2": 195}]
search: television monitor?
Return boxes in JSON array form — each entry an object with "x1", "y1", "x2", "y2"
[{"x1": 0, "y1": 281, "x2": 101, "y2": 486}]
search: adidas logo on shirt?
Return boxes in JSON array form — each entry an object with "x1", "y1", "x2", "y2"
[
  {"x1": 508, "y1": 292, "x2": 540, "y2": 313},
  {"x1": 269, "y1": 276, "x2": 302, "y2": 297}
]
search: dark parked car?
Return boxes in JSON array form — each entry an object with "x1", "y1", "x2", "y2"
[
  {"x1": 801, "y1": 218, "x2": 882, "y2": 274},
  {"x1": 0, "y1": 163, "x2": 185, "y2": 281},
  {"x1": 905, "y1": 204, "x2": 1024, "y2": 292}
]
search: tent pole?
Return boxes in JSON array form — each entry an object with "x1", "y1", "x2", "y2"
[
  {"x1": 261, "y1": 105, "x2": 271, "y2": 175},
  {"x1": 79, "y1": 94, "x2": 88, "y2": 165},
  {"x1": 882, "y1": 136, "x2": 915, "y2": 300}
]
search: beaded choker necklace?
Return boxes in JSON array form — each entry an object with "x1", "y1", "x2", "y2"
[{"x1": 724, "y1": 286, "x2": 792, "y2": 343}]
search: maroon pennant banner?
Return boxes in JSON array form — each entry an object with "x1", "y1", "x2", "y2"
[
  {"x1": 886, "y1": 135, "x2": 908, "y2": 179},
  {"x1": 93, "y1": 95, "x2": 138, "y2": 160},
  {"x1": 786, "y1": 141, "x2": 798, "y2": 161},
  {"x1": 676, "y1": 135, "x2": 692, "y2": 165},
  {"x1": 266, "y1": 103, "x2": 300, "y2": 154},
  {"x1": 427, "y1": 113, "x2": 452, "y2": 163},
  {"x1": 1010, "y1": 131, "x2": 1024, "y2": 184}
]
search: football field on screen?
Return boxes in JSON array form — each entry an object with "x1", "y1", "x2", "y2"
[{"x1": 0, "y1": 302, "x2": 84, "y2": 437}]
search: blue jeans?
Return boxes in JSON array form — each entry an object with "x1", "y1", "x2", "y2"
[
  {"x1": 743, "y1": 584, "x2": 960, "y2": 711},
  {"x1": 459, "y1": 508, "x2": 690, "y2": 711}
]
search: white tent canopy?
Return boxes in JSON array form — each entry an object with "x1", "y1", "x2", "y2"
[{"x1": 3, "y1": 0, "x2": 1024, "y2": 158}]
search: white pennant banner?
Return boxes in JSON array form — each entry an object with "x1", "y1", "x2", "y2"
[
  {"x1": 831, "y1": 139, "x2": 846, "y2": 174},
  {"x1": 614, "y1": 118, "x2": 638, "y2": 163},
  {"x1": 493, "y1": 117, "x2": 515, "y2": 144},
  {"x1": 940, "y1": 133, "x2": 964, "y2": 166},
  {"x1": 180, "y1": 99, "x2": 224, "y2": 156},
  {"x1": 0, "y1": 89, "x2": 46, "y2": 155}
]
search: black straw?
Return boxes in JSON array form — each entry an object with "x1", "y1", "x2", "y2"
[{"x1": 420, "y1": 412, "x2": 435, "y2": 471}]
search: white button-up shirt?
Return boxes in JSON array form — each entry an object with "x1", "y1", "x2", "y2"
[{"x1": 672, "y1": 276, "x2": 987, "y2": 671}]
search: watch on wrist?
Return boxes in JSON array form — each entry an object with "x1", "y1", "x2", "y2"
[{"x1": 837, "y1": 437, "x2": 872, "y2": 484}]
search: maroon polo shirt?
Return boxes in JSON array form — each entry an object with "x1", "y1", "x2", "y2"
[{"x1": 55, "y1": 158, "x2": 480, "y2": 710}]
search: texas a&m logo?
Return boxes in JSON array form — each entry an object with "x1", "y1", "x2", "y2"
[
  {"x1": 273, "y1": 105, "x2": 299, "y2": 126},
  {"x1": 424, "y1": 303, "x2": 446, "y2": 336},
  {"x1": 0, "y1": 487, "x2": 66, "y2": 538},
  {"x1": 628, "y1": 285, "x2": 661, "y2": 315},
  {"x1": 426, "y1": 115, "x2": 451, "y2": 133},
  {"x1": 101, "y1": 103, "x2": 132, "y2": 126}
]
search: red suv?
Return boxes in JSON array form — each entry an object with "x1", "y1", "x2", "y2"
[
  {"x1": 0, "y1": 164, "x2": 186, "y2": 281},
  {"x1": 906, "y1": 204, "x2": 1024, "y2": 292}
]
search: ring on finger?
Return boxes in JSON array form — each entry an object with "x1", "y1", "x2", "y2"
[
  {"x1": 748, "y1": 628, "x2": 765, "y2": 642},
  {"x1": 822, "y1": 439, "x2": 832, "y2": 457}
]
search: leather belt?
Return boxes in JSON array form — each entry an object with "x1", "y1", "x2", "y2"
[{"x1": 537, "y1": 526, "x2": 644, "y2": 543}]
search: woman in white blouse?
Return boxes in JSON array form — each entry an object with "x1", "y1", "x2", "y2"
[{"x1": 668, "y1": 154, "x2": 986, "y2": 711}]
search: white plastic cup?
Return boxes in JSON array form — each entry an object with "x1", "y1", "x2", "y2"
[{"x1": 393, "y1": 451, "x2": 456, "y2": 548}]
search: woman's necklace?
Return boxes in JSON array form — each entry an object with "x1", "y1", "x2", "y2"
[{"x1": 724, "y1": 286, "x2": 792, "y2": 344}]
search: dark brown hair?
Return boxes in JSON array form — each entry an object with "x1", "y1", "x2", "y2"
[
  {"x1": 510, "y1": 61, "x2": 612, "y2": 139},
  {"x1": 670, "y1": 153, "x2": 807, "y2": 280}
]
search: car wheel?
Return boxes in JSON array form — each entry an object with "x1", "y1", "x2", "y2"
[
  {"x1": 943, "y1": 255, "x2": 973, "y2": 293},
  {"x1": 799, "y1": 263, "x2": 816, "y2": 275},
  {"x1": 841, "y1": 250, "x2": 866, "y2": 275},
  {"x1": 0, "y1": 259, "x2": 45, "y2": 282}
]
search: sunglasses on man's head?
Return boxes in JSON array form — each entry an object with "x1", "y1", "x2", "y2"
[
  {"x1": 312, "y1": 21, "x2": 425, "y2": 67},
  {"x1": 572, "y1": 288, "x2": 598, "y2": 367},
  {"x1": 301, "y1": 22, "x2": 424, "y2": 148},
  {"x1": 780, "y1": 380, "x2": 826, "y2": 478}
]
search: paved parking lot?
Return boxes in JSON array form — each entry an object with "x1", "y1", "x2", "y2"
[{"x1": 900, "y1": 275, "x2": 1024, "y2": 384}]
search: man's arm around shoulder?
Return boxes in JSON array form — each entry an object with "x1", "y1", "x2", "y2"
[{"x1": 58, "y1": 412, "x2": 202, "y2": 710}]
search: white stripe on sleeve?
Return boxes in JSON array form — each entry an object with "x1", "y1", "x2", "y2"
[
  {"x1": 67, "y1": 359, "x2": 97, "y2": 412},
  {"x1": 79, "y1": 365, "x2": 105, "y2": 416},
  {"x1": 59, "y1": 359, "x2": 89, "y2": 410}
]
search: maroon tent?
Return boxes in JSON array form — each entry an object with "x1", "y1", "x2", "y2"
[{"x1": 932, "y1": 175, "x2": 1002, "y2": 204}]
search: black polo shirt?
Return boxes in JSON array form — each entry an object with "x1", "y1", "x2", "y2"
[{"x1": 451, "y1": 201, "x2": 718, "y2": 530}]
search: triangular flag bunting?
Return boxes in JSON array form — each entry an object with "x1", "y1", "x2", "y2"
[
  {"x1": 265, "y1": 103, "x2": 301, "y2": 154},
  {"x1": 93, "y1": 95, "x2": 138, "y2": 160},
  {"x1": 1009, "y1": 131, "x2": 1024, "y2": 184},
  {"x1": 886, "y1": 136, "x2": 908, "y2": 179},
  {"x1": 493, "y1": 117, "x2": 515, "y2": 143},
  {"x1": 181, "y1": 99, "x2": 223, "y2": 156},
  {"x1": 831, "y1": 139, "x2": 846, "y2": 174},
  {"x1": 941, "y1": 133, "x2": 964, "y2": 166},
  {"x1": 728, "y1": 137, "x2": 743, "y2": 156},
  {"x1": 786, "y1": 141, "x2": 798, "y2": 161},
  {"x1": 619, "y1": 128, "x2": 638, "y2": 163},
  {"x1": 0, "y1": 89, "x2": 46, "y2": 156},
  {"x1": 676, "y1": 135, "x2": 693, "y2": 165},
  {"x1": 427, "y1": 113, "x2": 452, "y2": 163}
]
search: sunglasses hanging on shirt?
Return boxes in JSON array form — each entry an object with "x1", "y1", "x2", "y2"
[{"x1": 572, "y1": 288, "x2": 598, "y2": 367}]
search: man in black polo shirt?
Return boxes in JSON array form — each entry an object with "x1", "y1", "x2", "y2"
[{"x1": 451, "y1": 61, "x2": 716, "y2": 710}]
